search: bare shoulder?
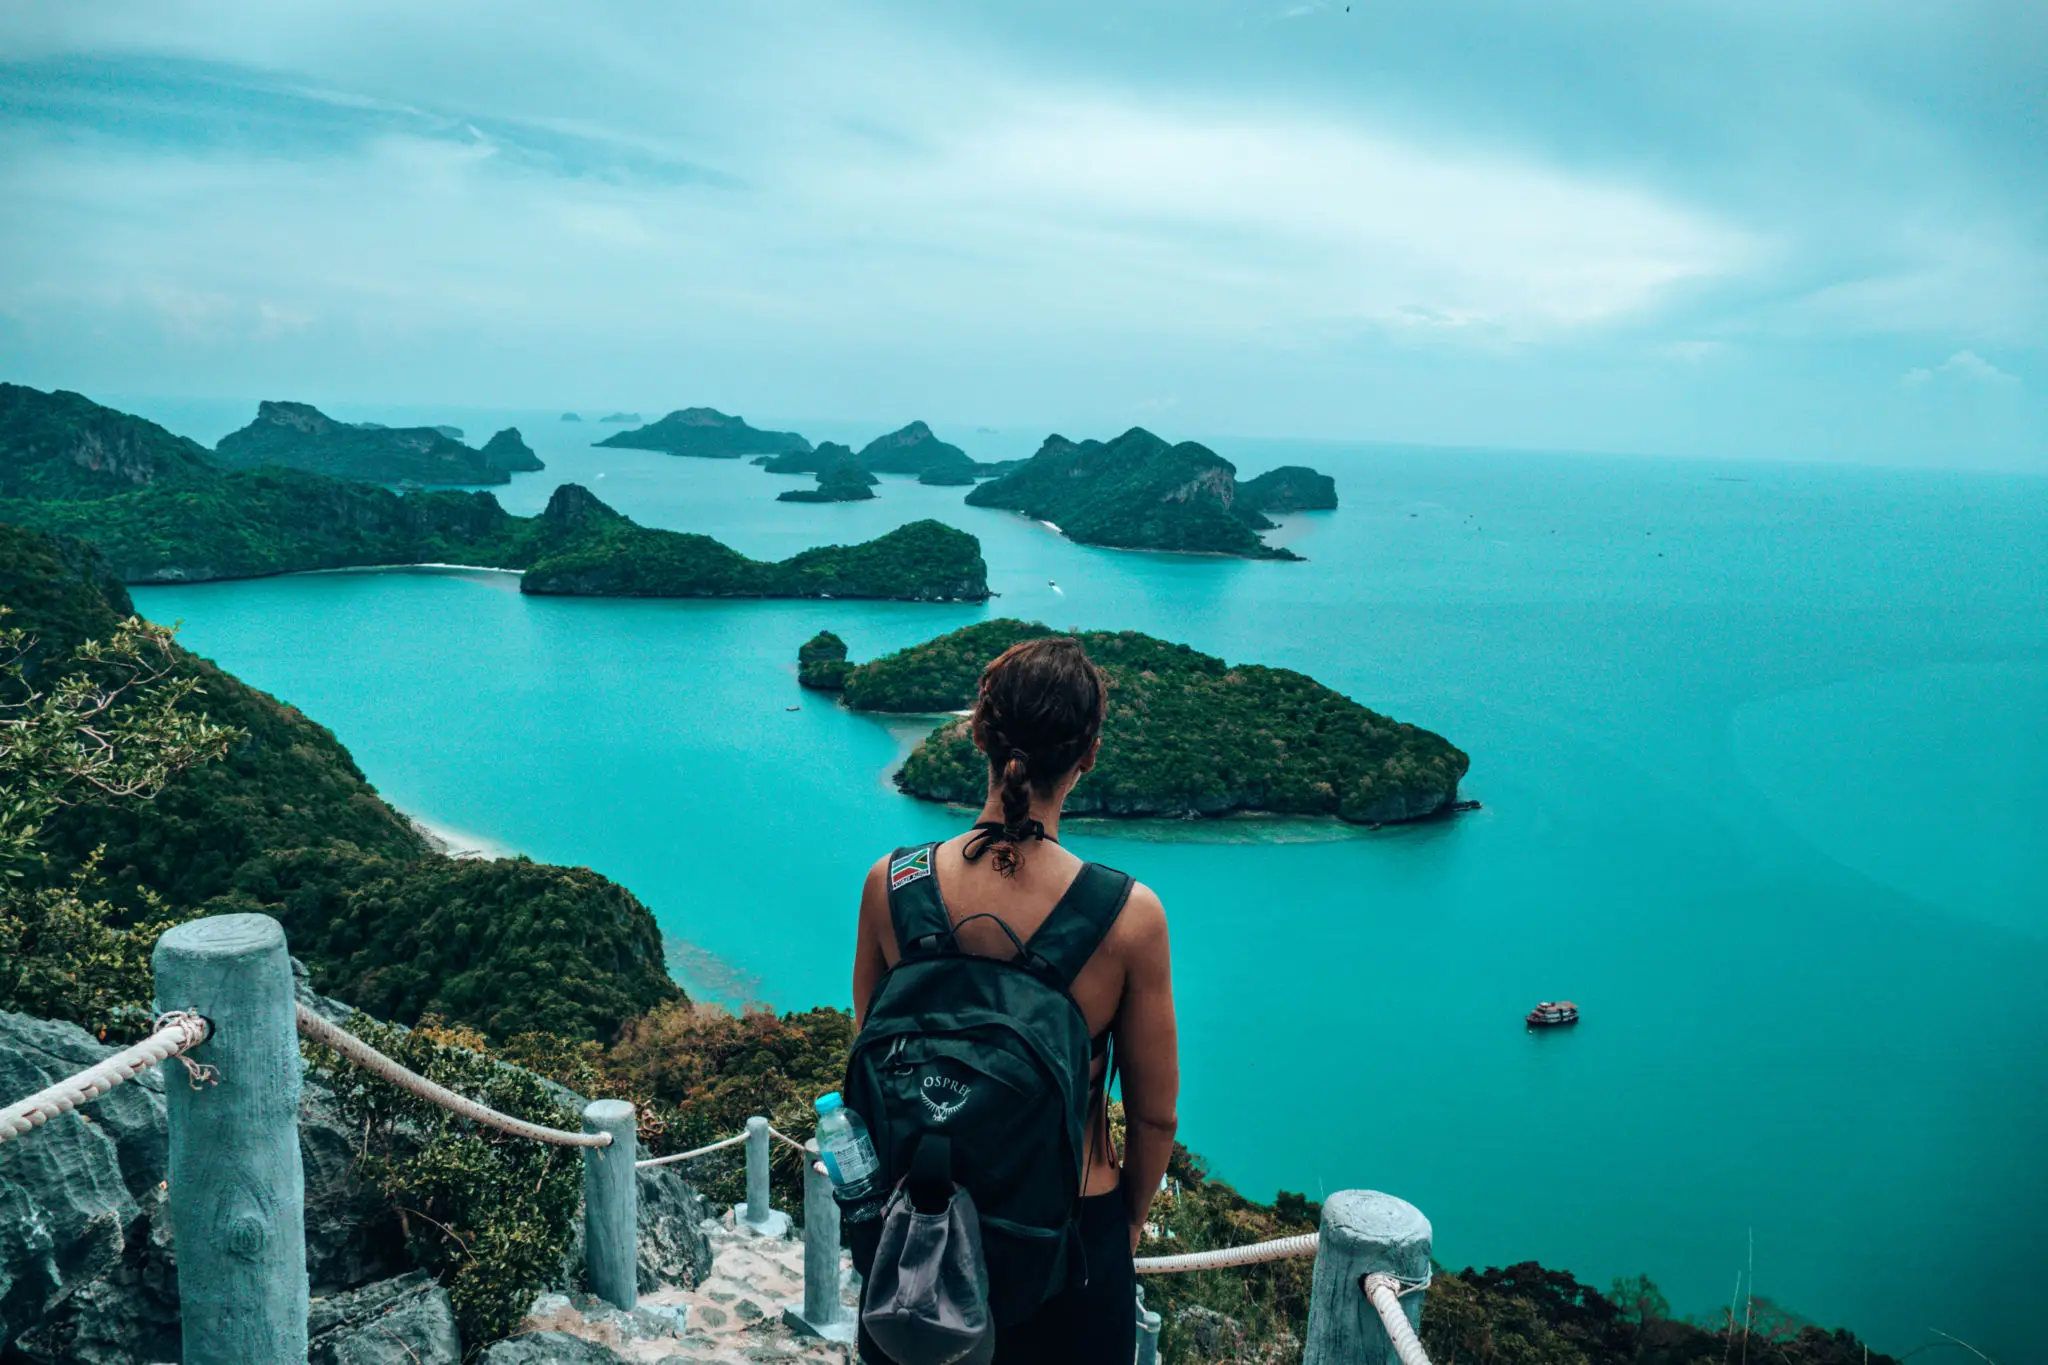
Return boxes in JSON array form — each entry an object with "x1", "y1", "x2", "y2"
[{"x1": 1112, "y1": 878, "x2": 1169, "y2": 951}]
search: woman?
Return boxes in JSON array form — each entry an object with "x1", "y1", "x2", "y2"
[{"x1": 852, "y1": 635, "x2": 1181, "y2": 1364}]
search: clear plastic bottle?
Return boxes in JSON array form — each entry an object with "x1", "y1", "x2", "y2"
[{"x1": 814, "y1": 1092, "x2": 879, "y2": 1200}]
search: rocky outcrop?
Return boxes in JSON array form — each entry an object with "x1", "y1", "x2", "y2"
[
  {"x1": 0, "y1": 1011, "x2": 167, "y2": 1349},
  {"x1": 855, "y1": 421, "x2": 978, "y2": 480},
  {"x1": 796, "y1": 632, "x2": 851, "y2": 690},
  {"x1": 216, "y1": 401, "x2": 509, "y2": 486},
  {"x1": 0, "y1": 381, "x2": 216, "y2": 500},
  {"x1": 483, "y1": 428, "x2": 546, "y2": 474},
  {"x1": 1237, "y1": 464, "x2": 1337, "y2": 514},
  {"x1": 308, "y1": 1271, "x2": 463, "y2": 1365},
  {"x1": 0, "y1": 1003, "x2": 408, "y2": 1360}
]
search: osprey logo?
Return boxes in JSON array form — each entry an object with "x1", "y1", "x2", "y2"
[{"x1": 919, "y1": 1074, "x2": 972, "y2": 1123}]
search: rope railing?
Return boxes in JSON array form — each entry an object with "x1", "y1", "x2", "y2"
[
  {"x1": 1135, "y1": 1230, "x2": 1319, "y2": 1274},
  {"x1": 294, "y1": 1003, "x2": 611, "y2": 1148},
  {"x1": 11, "y1": 918, "x2": 1440, "y2": 1365},
  {"x1": 1365, "y1": 1272, "x2": 1434, "y2": 1365},
  {"x1": 0, "y1": 1011, "x2": 211, "y2": 1144},
  {"x1": 634, "y1": 1130, "x2": 747, "y2": 1168}
]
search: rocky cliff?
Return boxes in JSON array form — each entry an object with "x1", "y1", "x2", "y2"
[{"x1": 216, "y1": 401, "x2": 510, "y2": 486}]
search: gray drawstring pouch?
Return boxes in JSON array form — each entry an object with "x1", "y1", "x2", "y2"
[{"x1": 861, "y1": 1136, "x2": 995, "y2": 1365}]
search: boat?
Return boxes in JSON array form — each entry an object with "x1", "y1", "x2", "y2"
[{"x1": 1526, "y1": 1000, "x2": 1578, "y2": 1028}]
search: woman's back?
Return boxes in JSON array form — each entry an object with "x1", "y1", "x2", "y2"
[{"x1": 849, "y1": 634, "x2": 1179, "y2": 1365}]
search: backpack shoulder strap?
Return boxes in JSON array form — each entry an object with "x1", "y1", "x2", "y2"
[
  {"x1": 1024, "y1": 862, "x2": 1135, "y2": 989},
  {"x1": 885, "y1": 844, "x2": 953, "y2": 960}
]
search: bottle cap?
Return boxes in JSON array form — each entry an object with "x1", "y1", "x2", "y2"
[{"x1": 815, "y1": 1091, "x2": 843, "y2": 1115}]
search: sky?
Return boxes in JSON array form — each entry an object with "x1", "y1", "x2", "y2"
[{"x1": 0, "y1": 1, "x2": 2042, "y2": 470}]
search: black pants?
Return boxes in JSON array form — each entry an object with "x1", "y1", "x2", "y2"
[{"x1": 858, "y1": 1191, "x2": 1136, "y2": 1365}]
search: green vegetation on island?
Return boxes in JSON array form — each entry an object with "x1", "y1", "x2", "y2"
[
  {"x1": 0, "y1": 386, "x2": 991, "y2": 600},
  {"x1": 966, "y1": 427, "x2": 1301, "y2": 558},
  {"x1": 479, "y1": 426, "x2": 545, "y2": 472},
  {"x1": 838, "y1": 619, "x2": 1469, "y2": 822},
  {"x1": 0, "y1": 382, "x2": 214, "y2": 500},
  {"x1": 1238, "y1": 463, "x2": 1337, "y2": 514},
  {"x1": 524, "y1": 500, "x2": 988, "y2": 600},
  {"x1": 777, "y1": 450, "x2": 880, "y2": 502},
  {"x1": 758, "y1": 439, "x2": 857, "y2": 475},
  {"x1": 215, "y1": 400, "x2": 516, "y2": 485},
  {"x1": 797, "y1": 630, "x2": 853, "y2": 689},
  {"x1": 595, "y1": 406, "x2": 811, "y2": 458},
  {"x1": 857, "y1": 419, "x2": 981, "y2": 480}
]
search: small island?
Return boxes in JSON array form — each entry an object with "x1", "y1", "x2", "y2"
[
  {"x1": 797, "y1": 630, "x2": 853, "y2": 689},
  {"x1": 480, "y1": 427, "x2": 545, "y2": 473},
  {"x1": 596, "y1": 407, "x2": 811, "y2": 458},
  {"x1": 837, "y1": 619, "x2": 1469, "y2": 823},
  {"x1": 966, "y1": 427, "x2": 1301, "y2": 559},
  {"x1": 777, "y1": 451, "x2": 879, "y2": 503},
  {"x1": 214, "y1": 401, "x2": 513, "y2": 486},
  {"x1": 560, "y1": 412, "x2": 582, "y2": 422},
  {"x1": 1238, "y1": 464, "x2": 1337, "y2": 515},
  {"x1": 758, "y1": 440, "x2": 856, "y2": 476},
  {"x1": 598, "y1": 412, "x2": 642, "y2": 423},
  {"x1": 857, "y1": 420, "x2": 983, "y2": 481}
]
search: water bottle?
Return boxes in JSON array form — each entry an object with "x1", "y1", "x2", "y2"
[{"x1": 814, "y1": 1091, "x2": 879, "y2": 1201}]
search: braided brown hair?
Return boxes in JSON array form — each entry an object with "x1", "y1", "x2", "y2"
[{"x1": 969, "y1": 636, "x2": 1107, "y2": 876}]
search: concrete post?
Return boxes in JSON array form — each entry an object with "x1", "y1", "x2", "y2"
[
  {"x1": 582, "y1": 1099, "x2": 638, "y2": 1311},
  {"x1": 782, "y1": 1138, "x2": 855, "y2": 1344},
  {"x1": 152, "y1": 913, "x2": 307, "y2": 1365},
  {"x1": 736, "y1": 1114, "x2": 787, "y2": 1236},
  {"x1": 1303, "y1": 1190, "x2": 1432, "y2": 1365},
  {"x1": 1135, "y1": 1282, "x2": 1163, "y2": 1365}
]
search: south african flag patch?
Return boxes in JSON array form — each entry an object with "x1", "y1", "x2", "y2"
[{"x1": 889, "y1": 846, "x2": 933, "y2": 890}]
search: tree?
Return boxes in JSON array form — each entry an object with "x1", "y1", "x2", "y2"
[{"x1": 0, "y1": 608, "x2": 240, "y2": 1036}]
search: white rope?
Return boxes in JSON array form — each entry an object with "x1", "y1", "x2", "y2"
[
  {"x1": 767, "y1": 1125, "x2": 811, "y2": 1154},
  {"x1": 295, "y1": 1004, "x2": 610, "y2": 1148},
  {"x1": 1134, "y1": 1231, "x2": 1319, "y2": 1274},
  {"x1": 0, "y1": 1011, "x2": 211, "y2": 1145},
  {"x1": 635, "y1": 1131, "x2": 748, "y2": 1169},
  {"x1": 1364, "y1": 1271, "x2": 1434, "y2": 1365}
]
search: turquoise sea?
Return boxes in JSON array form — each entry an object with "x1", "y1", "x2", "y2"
[{"x1": 124, "y1": 402, "x2": 2047, "y2": 1359}]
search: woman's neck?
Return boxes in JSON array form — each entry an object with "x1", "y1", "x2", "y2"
[{"x1": 973, "y1": 792, "x2": 1066, "y2": 843}]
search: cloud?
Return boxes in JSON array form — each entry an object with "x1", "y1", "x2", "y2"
[{"x1": 1901, "y1": 351, "x2": 2021, "y2": 389}]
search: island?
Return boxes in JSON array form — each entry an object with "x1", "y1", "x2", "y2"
[
  {"x1": 560, "y1": 412, "x2": 582, "y2": 422},
  {"x1": 965, "y1": 427, "x2": 1301, "y2": 559},
  {"x1": 481, "y1": 427, "x2": 545, "y2": 473},
  {"x1": 857, "y1": 420, "x2": 982, "y2": 481},
  {"x1": 523, "y1": 491, "x2": 984, "y2": 599},
  {"x1": 836, "y1": 619, "x2": 1469, "y2": 823},
  {"x1": 757, "y1": 439, "x2": 857, "y2": 475},
  {"x1": 433, "y1": 425, "x2": 464, "y2": 440},
  {"x1": 797, "y1": 630, "x2": 853, "y2": 689},
  {"x1": 0, "y1": 385, "x2": 991, "y2": 601},
  {"x1": 777, "y1": 451, "x2": 879, "y2": 503},
  {"x1": 1238, "y1": 464, "x2": 1337, "y2": 514},
  {"x1": 0, "y1": 382, "x2": 215, "y2": 500},
  {"x1": 214, "y1": 400, "x2": 513, "y2": 486},
  {"x1": 598, "y1": 411, "x2": 641, "y2": 423},
  {"x1": 595, "y1": 407, "x2": 811, "y2": 458}
]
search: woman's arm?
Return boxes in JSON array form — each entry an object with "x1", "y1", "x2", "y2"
[
  {"x1": 852, "y1": 856, "x2": 891, "y2": 1029},
  {"x1": 1113, "y1": 884, "x2": 1180, "y2": 1250}
]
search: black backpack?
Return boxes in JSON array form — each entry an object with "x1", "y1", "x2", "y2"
[{"x1": 843, "y1": 842, "x2": 1133, "y2": 1328}]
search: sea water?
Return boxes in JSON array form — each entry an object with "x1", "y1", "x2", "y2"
[{"x1": 125, "y1": 404, "x2": 2048, "y2": 1358}]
